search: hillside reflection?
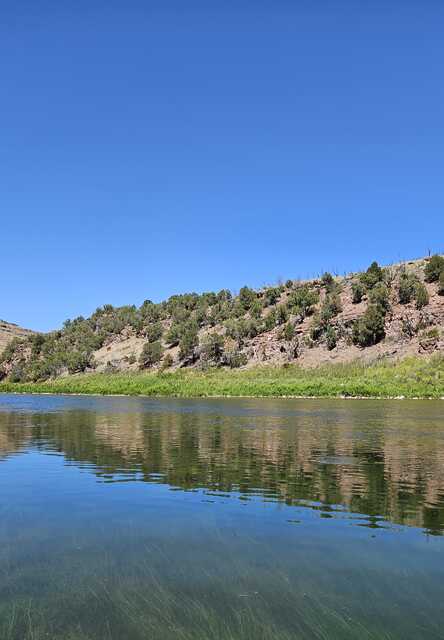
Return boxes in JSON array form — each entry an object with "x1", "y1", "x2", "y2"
[{"x1": 1, "y1": 400, "x2": 443, "y2": 534}]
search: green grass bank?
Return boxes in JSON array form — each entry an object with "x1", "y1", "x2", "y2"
[{"x1": 0, "y1": 356, "x2": 443, "y2": 399}]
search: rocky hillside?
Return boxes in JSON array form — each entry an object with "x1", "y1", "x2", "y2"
[
  {"x1": 1, "y1": 255, "x2": 443, "y2": 382},
  {"x1": 0, "y1": 321, "x2": 34, "y2": 354}
]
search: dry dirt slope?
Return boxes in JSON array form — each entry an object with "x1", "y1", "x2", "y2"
[{"x1": 0, "y1": 321, "x2": 34, "y2": 353}]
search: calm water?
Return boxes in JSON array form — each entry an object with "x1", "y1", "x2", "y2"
[{"x1": 1, "y1": 394, "x2": 444, "y2": 639}]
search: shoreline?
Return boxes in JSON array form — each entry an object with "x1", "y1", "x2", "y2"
[{"x1": 0, "y1": 390, "x2": 443, "y2": 400}]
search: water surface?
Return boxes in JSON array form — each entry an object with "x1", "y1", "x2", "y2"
[{"x1": 1, "y1": 394, "x2": 443, "y2": 639}]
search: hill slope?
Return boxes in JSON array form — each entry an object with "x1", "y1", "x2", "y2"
[
  {"x1": 1, "y1": 255, "x2": 443, "y2": 383},
  {"x1": 0, "y1": 321, "x2": 34, "y2": 354}
]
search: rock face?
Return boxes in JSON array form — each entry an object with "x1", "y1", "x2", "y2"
[{"x1": 0, "y1": 321, "x2": 34, "y2": 354}]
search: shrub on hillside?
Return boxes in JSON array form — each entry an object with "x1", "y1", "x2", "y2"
[
  {"x1": 320, "y1": 292, "x2": 342, "y2": 323},
  {"x1": 225, "y1": 319, "x2": 239, "y2": 341},
  {"x1": 140, "y1": 300, "x2": 161, "y2": 323},
  {"x1": 264, "y1": 309, "x2": 278, "y2": 331},
  {"x1": 263, "y1": 287, "x2": 281, "y2": 307},
  {"x1": 321, "y1": 272, "x2": 335, "y2": 291},
  {"x1": 383, "y1": 266, "x2": 398, "y2": 289},
  {"x1": 208, "y1": 301, "x2": 232, "y2": 325},
  {"x1": 288, "y1": 286, "x2": 319, "y2": 318},
  {"x1": 250, "y1": 299, "x2": 263, "y2": 319},
  {"x1": 438, "y1": 270, "x2": 444, "y2": 295},
  {"x1": 225, "y1": 318, "x2": 251, "y2": 343},
  {"x1": 165, "y1": 323, "x2": 182, "y2": 346},
  {"x1": 360, "y1": 261, "x2": 384, "y2": 290},
  {"x1": 280, "y1": 322, "x2": 295, "y2": 342},
  {"x1": 434, "y1": 270, "x2": 444, "y2": 295},
  {"x1": 200, "y1": 333, "x2": 225, "y2": 364},
  {"x1": 179, "y1": 324, "x2": 199, "y2": 361},
  {"x1": 398, "y1": 272, "x2": 418, "y2": 304},
  {"x1": 66, "y1": 351, "x2": 92, "y2": 374},
  {"x1": 139, "y1": 341, "x2": 163, "y2": 368},
  {"x1": 351, "y1": 282, "x2": 365, "y2": 304},
  {"x1": 352, "y1": 304, "x2": 386, "y2": 347},
  {"x1": 424, "y1": 254, "x2": 444, "y2": 283},
  {"x1": 415, "y1": 283, "x2": 429, "y2": 309},
  {"x1": 30, "y1": 333, "x2": 46, "y2": 356},
  {"x1": 194, "y1": 306, "x2": 208, "y2": 327},
  {"x1": 170, "y1": 307, "x2": 189, "y2": 325},
  {"x1": 325, "y1": 325, "x2": 337, "y2": 350},
  {"x1": 28, "y1": 356, "x2": 64, "y2": 381},
  {"x1": 9, "y1": 362, "x2": 26, "y2": 383},
  {"x1": 369, "y1": 283, "x2": 390, "y2": 313},
  {"x1": 309, "y1": 314, "x2": 323, "y2": 342},
  {"x1": 201, "y1": 292, "x2": 218, "y2": 307},
  {"x1": 239, "y1": 286, "x2": 256, "y2": 310},
  {"x1": 217, "y1": 289, "x2": 232, "y2": 303},
  {"x1": 145, "y1": 322, "x2": 163, "y2": 342},
  {"x1": 276, "y1": 304, "x2": 289, "y2": 325},
  {"x1": 231, "y1": 301, "x2": 247, "y2": 318},
  {"x1": 247, "y1": 318, "x2": 263, "y2": 338}
]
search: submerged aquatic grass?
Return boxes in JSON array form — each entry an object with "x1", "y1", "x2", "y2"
[
  {"x1": 0, "y1": 356, "x2": 443, "y2": 399},
  {"x1": 1, "y1": 529, "x2": 442, "y2": 639},
  {"x1": 1, "y1": 394, "x2": 444, "y2": 640}
]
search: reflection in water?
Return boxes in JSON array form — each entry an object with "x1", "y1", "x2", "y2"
[
  {"x1": 1, "y1": 395, "x2": 444, "y2": 640},
  {"x1": 1, "y1": 397, "x2": 443, "y2": 534}
]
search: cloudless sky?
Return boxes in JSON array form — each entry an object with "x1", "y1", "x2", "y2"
[{"x1": 1, "y1": 1, "x2": 443, "y2": 331}]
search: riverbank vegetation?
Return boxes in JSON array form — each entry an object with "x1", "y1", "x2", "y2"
[{"x1": 0, "y1": 356, "x2": 442, "y2": 399}]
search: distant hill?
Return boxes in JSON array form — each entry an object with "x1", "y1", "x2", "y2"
[
  {"x1": 0, "y1": 321, "x2": 34, "y2": 354},
  {"x1": 1, "y1": 255, "x2": 443, "y2": 382}
]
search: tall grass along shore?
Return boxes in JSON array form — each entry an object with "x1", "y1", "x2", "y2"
[{"x1": 0, "y1": 356, "x2": 443, "y2": 399}]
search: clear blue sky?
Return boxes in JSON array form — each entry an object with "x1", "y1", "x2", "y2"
[{"x1": 2, "y1": 1, "x2": 443, "y2": 332}]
